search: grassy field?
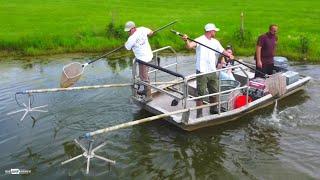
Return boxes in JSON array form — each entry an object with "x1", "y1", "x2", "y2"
[{"x1": 0, "y1": 0, "x2": 319, "y2": 61}]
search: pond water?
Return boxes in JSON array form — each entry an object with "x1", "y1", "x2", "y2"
[{"x1": 0, "y1": 54, "x2": 319, "y2": 179}]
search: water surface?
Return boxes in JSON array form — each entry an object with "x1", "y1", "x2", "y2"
[{"x1": 0, "y1": 54, "x2": 319, "y2": 179}]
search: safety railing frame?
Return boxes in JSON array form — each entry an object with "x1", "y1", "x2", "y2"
[
  {"x1": 132, "y1": 47, "x2": 251, "y2": 123},
  {"x1": 132, "y1": 46, "x2": 184, "y2": 102},
  {"x1": 184, "y1": 65, "x2": 250, "y2": 116}
]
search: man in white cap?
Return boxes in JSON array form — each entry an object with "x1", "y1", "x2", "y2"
[
  {"x1": 182, "y1": 23, "x2": 234, "y2": 117},
  {"x1": 124, "y1": 21, "x2": 154, "y2": 100}
]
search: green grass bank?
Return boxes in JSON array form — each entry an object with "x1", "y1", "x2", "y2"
[{"x1": 0, "y1": 0, "x2": 319, "y2": 61}]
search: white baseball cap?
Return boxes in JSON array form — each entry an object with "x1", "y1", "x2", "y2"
[
  {"x1": 124, "y1": 21, "x2": 135, "y2": 32},
  {"x1": 204, "y1": 23, "x2": 220, "y2": 32}
]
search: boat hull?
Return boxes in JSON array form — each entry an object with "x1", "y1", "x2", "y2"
[{"x1": 132, "y1": 76, "x2": 311, "y2": 131}]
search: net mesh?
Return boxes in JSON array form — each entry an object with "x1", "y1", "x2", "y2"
[
  {"x1": 60, "y1": 62, "x2": 83, "y2": 88},
  {"x1": 266, "y1": 73, "x2": 287, "y2": 96}
]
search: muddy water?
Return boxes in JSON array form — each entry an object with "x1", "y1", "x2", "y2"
[{"x1": 0, "y1": 54, "x2": 319, "y2": 179}]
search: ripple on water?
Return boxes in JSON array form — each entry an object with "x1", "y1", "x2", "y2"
[{"x1": 1, "y1": 58, "x2": 320, "y2": 179}]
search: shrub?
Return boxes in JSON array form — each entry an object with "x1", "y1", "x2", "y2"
[
  {"x1": 298, "y1": 35, "x2": 310, "y2": 60},
  {"x1": 233, "y1": 28, "x2": 253, "y2": 48},
  {"x1": 105, "y1": 21, "x2": 126, "y2": 40}
]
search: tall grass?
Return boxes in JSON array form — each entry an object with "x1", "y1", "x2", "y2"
[{"x1": 0, "y1": 0, "x2": 319, "y2": 61}]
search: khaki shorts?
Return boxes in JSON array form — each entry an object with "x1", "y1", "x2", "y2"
[
  {"x1": 139, "y1": 63, "x2": 149, "y2": 82},
  {"x1": 196, "y1": 70, "x2": 218, "y2": 99}
]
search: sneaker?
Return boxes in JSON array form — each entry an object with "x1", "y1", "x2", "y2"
[
  {"x1": 210, "y1": 109, "x2": 219, "y2": 115},
  {"x1": 137, "y1": 89, "x2": 146, "y2": 95},
  {"x1": 137, "y1": 85, "x2": 147, "y2": 95}
]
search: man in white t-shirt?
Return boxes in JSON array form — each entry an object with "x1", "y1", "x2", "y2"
[
  {"x1": 182, "y1": 23, "x2": 234, "y2": 117},
  {"x1": 124, "y1": 21, "x2": 154, "y2": 99}
]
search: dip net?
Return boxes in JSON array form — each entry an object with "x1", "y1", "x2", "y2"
[{"x1": 60, "y1": 62, "x2": 84, "y2": 88}]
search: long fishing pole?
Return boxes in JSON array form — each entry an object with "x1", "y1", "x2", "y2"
[
  {"x1": 170, "y1": 29, "x2": 267, "y2": 77},
  {"x1": 85, "y1": 20, "x2": 178, "y2": 66},
  {"x1": 61, "y1": 21, "x2": 179, "y2": 88}
]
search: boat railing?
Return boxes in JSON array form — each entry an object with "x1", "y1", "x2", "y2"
[
  {"x1": 149, "y1": 46, "x2": 179, "y2": 83},
  {"x1": 132, "y1": 46, "x2": 251, "y2": 123},
  {"x1": 183, "y1": 65, "x2": 251, "y2": 118},
  {"x1": 132, "y1": 46, "x2": 185, "y2": 101}
]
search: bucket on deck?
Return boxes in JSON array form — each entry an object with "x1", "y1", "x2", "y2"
[
  {"x1": 220, "y1": 80, "x2": 241, "y2": 111},
  {"x1": 234, "y1": 95, "x2": 252, "y2": 109}
]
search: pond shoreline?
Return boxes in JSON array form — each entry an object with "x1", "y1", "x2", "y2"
[{"x1": 0, "y1": 51, "x2": 318, "y2": 65}]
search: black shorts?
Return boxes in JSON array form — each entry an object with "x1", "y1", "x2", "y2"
[{"x1": 255, "y1": 63, "x2": 274, "y2": 78}]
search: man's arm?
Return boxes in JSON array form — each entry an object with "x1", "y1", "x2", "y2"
[
  {"x1": 147, "y1": 30, "x2": 154, "y2": 37},
  {"x1": 182, "y1": 35, "x2": 196, "y2": 49},
  {"x1": 256, "y1": 45, "x2": 262, "y2": 68},
  {"x1": 125, "y1": 37, "x2": 134, "y2": 50},
  {"x1": 222, "y1": 50, "x2": 234, "y2": 60}
]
